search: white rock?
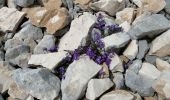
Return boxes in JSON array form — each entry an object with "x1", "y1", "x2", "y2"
[
  {"x1": 58, "y1": 12, "x2": 96, "y2": 51},
  {"x1": 61, "y1": 56, "x2": 102, "y2": 100},
  {"x1": 139, "y1": 62, "x2": 161, "y2": 80},
  {"x1": 86, "y1": 78, "x2": 114, "y2": 100},
  {"x1": 156, "y1": 58, "x2": 170, "y2": 71},
  {"x1": 0, "y1": 7, "x2": 25, "y2": 32},
  {"x1": 120, "y1": 21, "x2": 131, "y2": 32},
  {"x1": 123, "y1": 40, "x2": 138, "y2": 60},
  {"x1": 28, "y1": 51, "x2": 68, "y2": 70}
]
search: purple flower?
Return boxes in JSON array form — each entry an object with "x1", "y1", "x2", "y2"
[
  {"x1": 86, "y1": 47, "x2": 96, "y2": 59},
  {"x1": 105, "y1": 57, "x2": 112, "y2": 67},
  {"x1": 107, "y1": 24, "x2": 123, "y2": 32},
  {"x1": 95, "y1": 40, "x2": 105, "y2": 49},
  {"x1": 95, "y1": 13, "x2": 106, "y2": 30},
  {"x1": 95, "y1": 56, "x2": 104, "y2": 64},
  {"x1": 48, "y1": 45, "x2": 58, "y2": 52},
  {"x1": 73, "y1": 49, "x2": 80, "y2": 61},
  {"x1": 65, "y1": 55, "x2": 72, "y2": 62},
  {"x1": 93, "y1": 31, "x2": 101, "y2": 41},
  {"x1": 58, "y1": 67, "x2": 65, "y2": 80}
]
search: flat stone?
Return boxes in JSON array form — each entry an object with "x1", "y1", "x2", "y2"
[
  {"x1": 0, "y1": 7, "x2": 25, "y2": 32},
  {"x1": 58, "y1": 12, "x2": 96, "y2": 51},
  {"x1": 12, "y1": 68, "x2": 61, "y2": 100},
  {"x1": 149, "y1": 29, "x2": 170, "y2": 57},
  {"x1": 137, "y1": 40, "x2": 149, "y2": 59},
  {"x1": 100, "y1": 90, "x2": 135, "y2": 100},
  {"x1": 28, "y1": 51, "x2": 68, "y2": 70},
  {"x1": 165, "y1": 0, "x2": 170, "y2": 14},
  {"x1": 128, "y1": 14, "x2": 170, "y2": 39},
  {"x1": 86, "y1": 78, "x2": 113, "y2": 100},
  {"x1": 109, "y1": 54, "x2": 124, "y2": 72},
  {"x1": 90, "y1": 0, "x2": 125, "y2": 16},
  {"x1": 102, "y1": 32, "x2": 130, "y2": 50},
  {"x1": 156, "y1": 58, "x2": 170, "y2": 71},
  {"x1": 0, "y1": 61, "x2": 15, "y2": 93},
  {"x1": 133, "y1": 0, "x2": 166, "y2": 13},
  {"x1": 116, "y1": 8, "x2": 135, "y2": 24},
  {"x1": 139, "y1": 62, "x2": 161, "y2": 80},
  {"x1": 34, "y1": 35, "x2": 56, "y2": 54},
  {"x1": 0, "y1": 0, "x2": 5, "y2": 8},
  {"x1": 61, "y1": 56, "x2": 102, "y2": 100},
  {"x1": 15, "y1": 0, "x2": 34, "y2": 7},
  {"x1": 123, "y1": 40, "x2": 138, "y2": 60},
  {"x1": 112, "y1": 72, "x2": 124, "y2": 89},
  {"x1": 74, "y1": 0, "x2": 91, "y2": 5}
]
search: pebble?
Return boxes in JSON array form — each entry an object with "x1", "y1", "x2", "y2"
[{"x1": 137, "y1": 40, "x2": 149, "y2": 59}]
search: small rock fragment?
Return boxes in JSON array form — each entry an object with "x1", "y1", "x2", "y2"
[
  {"x1": 7, "y1": 0, "x2": 17, "y2": 8},
  {"x1": 112, "y1": 72, "x2": 124, "y2": 89},
  {"x1": 74, "y1": 0, "x2": 91, "y2": 5},
  {"x1": 137, "y1": 40, "x2": 149, "y2": 59},
  {"x1": 156, "y1": 58, "x2": 170, "y2": 71},
  {"x1": 14, "y1": 0, "x2": 34, "y2": 7},
  {"x1": 165, "y1": 0, "x2": 170, "y2": 14}
]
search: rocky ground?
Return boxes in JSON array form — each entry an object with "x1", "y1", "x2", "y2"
[{"x1": 0, "y1": 0, "x2": 170, "y2": 100}]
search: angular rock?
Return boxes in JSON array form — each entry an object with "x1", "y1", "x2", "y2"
[
  {"x1": 12, "y1": 68, "x2": 61, "y2": 100},
  {"x1": 61, "y1": 56, "x2": 102, "y2": 100},
  {"x1": 145, "y1": 55, "x2": 157, "y2": 65},
  {"x1": 14, "y1": 24, "x2": 43, "y2": 41},
  {"x1": 128, "y1": 59, "x2": 142, "y2": 74},
  {"x1": 7, "y1": 0, "x2": 17, "y2": 8},
  {"x1": 34, "y1": 35, "x2": 56, "y2": 54},
  {"x1": 116, "y1": 8, "x2": 135, "y2": 24},
  {"x1": 0, "y1": 94, "x2": 3, "y2": 100},
  {"x1": 0, "y1": 50, "x2": 4, "y2": 61},
  {"x1": 74, "y1": 0, "x2": 91, "y2": 5},
  {"x1": 43, "y1": 0, "x2": 62, "y2": 10},
  {"x1": 0, "y1": 61, "x2": 15, "y2": 93},
  {"x1": 29, "y1": 51, "x2": 68, "y2": 70},
  {"x1": 86, "y1": 78, "x2": 113, "y2": 100},
  {"x1": 15, "y1": 0, "x2": 34, "y2": 7},
  {"x1": 100, "y1": 90, "x2": 135, "y2": 100},
  {"x1": 133, "y1": 0, "x2": 166, "y2": 13},
  {"x1": 58, "y1": 13, "x2": 96, "y2": 51},
  {"x1": 90, "y1": 0, "x2": 125, "y2": 16},
  {"x1": 152, "y1": 71, "x2": 170, "y2": 99},
  {"x1": 4, "y1": 38, "x2": 23, "y2": 51},
  {"x1": 165, "y1": 0, "x2": 170, "y2": 14},
  {"x1": 123, "y1": 40, "x2": 138, "y2": 60},
  {"x1": 137, "y1": 40, "x2": 149, "y2": 59},
  {"x1": 119, "y1": 21, "x2": 131, "y2": 32},
  {"x1": 149, "y1": 29, "x2": 170, "y2": 57},
  {"x1": 0, "y1": 0, "x2": 5, "y2": 8},
  {"x1": 0, "y1": 7, "x2": 25, "y2": 32},
  {"x1": 109, "y1": 54, "x2": 124, "y2": 72},
  {"x1": 128, "y1": 14, "x2": 170, "y2": 39},
  {"x1": 112, "y1": 72, "x2": 124, "y2": 89},
  {"x1": 156, "y1": 58, "x2": 170, "y2": 71},
  {"x1": 102, "y1": 32, "x2": 130, "y2": 50}
]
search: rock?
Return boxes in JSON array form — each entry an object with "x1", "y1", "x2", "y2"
[
  {"x1": 4, "y1": 33, "x2": 15, "y2": 41},
  {"x1": 34, "y1": 35, "x2": 56, "y2": 54},
  {"x1": 90, "y1": 0, "x2": 125, "y2": 16},
  {"x1": 137, "y1": 40, "x2": 149, "y2": 59},
  {"x1": 23, "y1": 7, "x2": 69, "y2": 34},
  {"x1": 4, "y1": 38, "x2": 23, "y2": 51},
  {"x1": 102, "y1": 32, "x2": 130, "y2": 50},
  {"x1": 165, "y1": 0, "x2": 170, "y2": 14},
  {"x1": 0, "y1": 7, "x2": 25, "y2": 32},
  {"x1": 14, "y1": 0, "x2": 34, "y2": 7},
  {"x1": 0, "y1": 50, "x2": 4, "y2": 61},
  {"x1": 14, "y1": 24, "x2": 43, "y2": 41},
  {"x1": 123, "y1": 40, "x2": 138, "y2": 60},
  {"x1": 58, "y1": 12, "x2": 96, "y2": 51},
  {"x1": 128, "y1": 59, "x2": 142, "y2": 74},
  {"x1": 0, "y1": 61, "x2": 15, "y2": 93},
  {"x1": 128, "y1": 14, "x2": 170, "y2": 39},
  {"x1": 139, "y1": 62, "x2": 161, "y2": 80},
  {"x1": 61, "y1": 56, "x2": 102, "y2": 100},
  {"x1": 100, "y1": 63, "x2": 110, "y2": 78},
  {"x1": 112, "y1": 72, "x2": 124, "y2": 89},
  {"x1": 0, "y1": 0, "x2": 5, "y2": 8},
  {"x1": 5, "y1": 45, "x2": 30, "y2": 61},
  {"x1": 156, "y1": 58, "x2": 170, "y2": 71},
  {"x1": 8, "y1": 82, "x2": 30, "y2": 100},
  {"x1": 144, "y1": 95, "x2": 158, "y2": 100},
  {"x1": 116, "y1": 8, "x2": 135, "y2": 24},
  {"x1": 109, "y1": 54, "x2": 124, "y2": 72},
  {"x1": 152, "y1": 71, "x2": 170, "y2": 99},
  {"x1": 23, "y1": 38, "x2": 37, "y2": 52},
  {"x1": 12, "y1": 68, "x2": 61, "y2": 100},
  {"x1": 86, "y1": 78, "x2": 114, "y2": 100},
  {"x1": 0, "y1": 94, "x2": 3, "y2": 100},
  {"x1": 145, "y1": 55, "x2": 157, "y2": 65},
  {"x1": 133, "y1": 0, "x2": 166, "y2": 13},
  {"x1": 100, "y1": 90, "x2": 135, "y2": 100},
  {"x1": 119, "y1": 21, "x2": 131, "y2": 32},
  {"x1": 43, "y1": 0, "x2": 62, "y2": 10},
  {"x1": 7, "y1": 0, "x2": 17, "y2": 8},
  {"x1": 28, "y1": 51, "x2": 68, "y2": 70},
  {"x1": 74, "y1": 0, "x2": 91, "y2": 5},
  {"x1": 149, "y1": 29, "x2": 170, "y2": 57}
]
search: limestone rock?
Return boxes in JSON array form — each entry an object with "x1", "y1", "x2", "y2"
[
  {"x1": 123, "y1": 40, "x2": 138, "y2": 60},
  {"x1": 28, "y1": 51, "x2": 68, "y2": 70},
  {"x1": 14, "y1": 0, "x2": 34, "y2": 7},
  {"x1": 156, "y1": 58, "x2": 170, "y2": 71},
  {"x1": 0, "y1": 7, "x2": 25, "y2": 32},
  {"x1": 61, "y1": 56, "x2": 102, "y2": 100},
  {"x1": 149, "y1": 29, "x2": 170, "y2": 57},
  {"x1": 7, "y1": 0, "x2": 17, "y2": 8},
  {"x1": 165, "y1": 0, "x2": 170, "y2": 14},
  {"x1": 58, "y1": 12, "x2": 96, "y2": 51},
  {"x1": 112, "y1": 72, "x2": 124, "y2": 89},
  {"x1": 86, "y1": 78, "x2": 114, "y2": 100},
  {"x1": 0, "y1": 0, "x2": 5, "y2": 8},
  {"x1": 43, "y1": 0, "x2": 62, "y2": 10},
  {"x1": 74, "y1": 0, "x2": 91, "y2": 5},
  {"x1": 12, "y1": 68, "x2": 61, "y2": 100},
  {"x1": 137, "y1": 40, "x2": 149, "y2": 59}
]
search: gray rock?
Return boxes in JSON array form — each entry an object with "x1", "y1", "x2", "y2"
[
  {"x1": 102, "y1": 32, "x2": 130, "y2": 50},
  {"x1": 0, "y1": 61, "x2": 15, "y2": 93},
  {"x1": 112, "y1": 72, "x2": 124, "y2": 89},
  {"x1": 86, "y1": 78, "x2": 114, "y2": 100},
  {"x1": 5, "y1": 45, "x2": 30, "y2": 61},
  {"x1": 7, "y1": 0, "x2": 17, "y2": 8},
  {"x1": 165, "y1": 0, "x2": 170, "y2": 14},
  {"x1": 4, "y1": 33, "x2": 15, "y2": 41},
  {"x1": 0, "y1": 0, "x2": 5, "y2": 8},
  {"x1": 128, "y1": 59, "x2": 142, "y2": 74},
  {"x1": 0, "y1": 94, "x2": 3, "y2": 100},
  {"x1": 128, "y1": 14, "x2": 170, "y2": 39},
  {"x1": 137, "y1": 40, "x2": 149, "y2": 59},
  {"x1": 34, "y1": 35, "x2": 56, "y2": 54},
  {"x1": 58, "y1": 12, "x2": 96, "y2": 51},
  {"x1": 4, "y1": 38, "x2": 23, "y2": 51},
  {"x1": 14, "y1": 24, "x2": 43, "y2": 41},
  {"x1": 145, "y1": 55, "x2": 157, "y2": 65},
  {"x1": 12, "y1": 68, "x2": 61, "y2": 100},
  {"x1": 61, "y1": 56, "x2": 102, "y2": 100},
  {"x1": 0, "y1": 50, "x2": 4, "y2": 61},
  {"x1": 14, "y1": 0, "x2": 34, "y2": 7}
]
